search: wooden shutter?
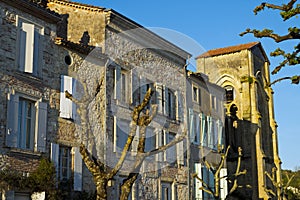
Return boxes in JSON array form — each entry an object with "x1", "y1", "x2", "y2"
[
  {"x1": 175, "y1": 90, "x2": 183, "y2": 121},
  {"x1": 60, "y1": 75, "x2": 73, "y2": 119},
  {"x1": 19, "y1": 25, "x2": 26, "y2": 70},
  {"x1": 72, "y1": 78, "x2": 77, "y2": 119},
  {"x1": 195, "y1": 163, "x2": 202, "y2": 199},
  {"x1": 131, "y1": 70, "x2": 139, "y2": 106},
  {"x1": 220, "y1": 168, "x2": 228, "y2": 200},
  {"x1": 73, "y1": 147, "x2": 83, "y2": 191},
  {"x1": 201, "y1": 114, "x2": 207, "y2": 147},
  {"x1": 33, "y1": 28, "x2": 40, "y2": 76},
  {"x1": 51, "y1": 143, "x2": 59, "y2": 180},
  {"x1": 217, "y1": 120, "x2": 224, "y2": 148},
  {"x1": 195, "y1": 114, "x2": 200, "y2": 144},
  {"x1": 207, "y1": 116, "x2": 213, "y2": 149},
  {"x1": 177, "y1": 139, "x2": 184, "y2": 166},
  {"x1": 189, "y1": 109, "x2": 194, "y2": 143},
  {"x1": 157, "y1": 130, "x2": 163, "y2": 162},
  {"x1": 23, "y1": 22, "x2": 35, "y2": 73},
  {"x1": 35, "y1": 101, "x2": 47, "y2": 152},
  {"x1": 6, "y1": 93, "x2": 19, "y2": 148},
  {"x1": 155, "y1": 83, "x2": 163, "y2": 114},
  {"x1": 114, "y1": 66, "x2": 121, "y2": 100},
  {"x1": 163, "y1": 86, "x2": 169, "y2": 116}
]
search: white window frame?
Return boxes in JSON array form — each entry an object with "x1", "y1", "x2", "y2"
[{"x1": 17, "y1": 17, "x2": 43, "y2": 77}]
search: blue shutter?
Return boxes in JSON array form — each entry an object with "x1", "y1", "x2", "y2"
[
  {"x1": 73, "y1": 147, "x2": 83, "y2": 191},
  {"x1": 6, "y1": 93, "x2": 19, "y2": 148},
  {"x1": 51, "y1": 143, "x2": 59, "y2": 180},
  {"x1": 36, "y1": 101, "x2": 47, "y2": 152},
  {"x1": 114, "y1": 66, "x2": 121, "y2": 100}
]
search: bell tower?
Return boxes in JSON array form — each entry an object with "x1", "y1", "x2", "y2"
[{"x1": 196, "y1": 42, "x2": 281, "y2": 199}]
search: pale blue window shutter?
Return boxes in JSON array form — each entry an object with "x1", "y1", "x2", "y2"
[
  {"x1": 201, "y1": 114, "x2": 207, "y2": 147},
  {"x1": 157, "y1": 130, "x2": 163, "y2": 162},
  {"x1": 163, "y1": 86, "x2": 169, "y2": 116},
  {"x1": 19, "y1": 24, "x2": 26, "y2": 70},
  {"x1": 175, "y1": 90, "x2": 183, "y2": 121},
  {"x1": 36, "y1": 101, "x2": 47, "y2": 152},
  {"x1": 189, "y1": 109, "x2": 194, "y2": 143},
  {"x1": 60, "y1": 75, "x2": 73, "y2": 119},
  {"x1": 131, "y1": 70, "x2": 139, "y2": 106},
  {"x1": 72, "y1": 78, "x2": 77, "y2": 120},
  {"x1": 51, "y1": 143, "x2": 59, "y2": 180},
  {"x1": 155, "y1": 84, "x2": 163, "y2": 114},
  {"x1": 6, "y1": 93, "x2": 19, "y2": 148},
  {"x1": 73, "y1": 147, "x2": 83, "y2": 191},
  {"x1": 207, "y1": 116, "x2": 213, "y2": 149},
  {"x1": 114, "y1": 66, "x2": 121, "y2": 100},
  {"x1": 33, "y1": 28, "x2": 40, "y2": 76},
  {"x1": 177, "y1": 139, "x2": 184, "y2": 166},
  {"x1": 217, "y1": 120, "x2": 225, "y2": 148},
  {"x1": 195, "y1": 163, "x2": 202, "y2": 199}
]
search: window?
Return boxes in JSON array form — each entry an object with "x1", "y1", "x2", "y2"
[
  {"x1": 6, "y1": 93, "x2": 47, "y2": 152},
  {"x1": 59, "y1": 146, "x2": 71, "y2": 181},
  {"x1": 224, "y1": 85, "x2": 234, "y2": 103},
  {"x1": 18, "y1": 18, "x2": 42, "y2": 76},
  {"x1": 18, "y1": 98, "x2": 35, "y2": 149},
  {"x1": 161, "y1": 182, "x2": 172, "y2": 200},
  {"x1": 114, "y1": 118, "x2": 130, "y2": 152},
  {"x1": 193, "y1": 86, "x2": 198, "y2": 102},
  {"x1": 211, "y1": 95, "x2": 218, "y2": 111},
  {"x1": 60, "y1": 75, "x2": 77, "y2": 119},
  {"x1": 163, "y1": 87, "x2": 176, "y2": 120},
  {"x1": 51, "y1": 144, "x2": 83, "y2": 191},
  {"x1": 114, "y1": 66, "x2": 129, "y2": 103}
]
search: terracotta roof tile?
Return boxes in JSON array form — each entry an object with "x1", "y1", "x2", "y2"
[{"x1": 196, "y1": 42, "x2": 260, "y2": 59}]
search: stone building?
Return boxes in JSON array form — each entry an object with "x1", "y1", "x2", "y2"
[
  {"x1": 196, "y1": 42, "x2": 282, "y2": 199},
  {"x1": 186, "y1": 71, "x2": 227, "y2": 200}
]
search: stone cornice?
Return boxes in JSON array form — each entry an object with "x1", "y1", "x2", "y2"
[
  {"x1": 0, "y1": 0, "x2": 61, "y2": 23},
  {"x1": 48, "y1": 0, "x2": 105, "y2": 13}
]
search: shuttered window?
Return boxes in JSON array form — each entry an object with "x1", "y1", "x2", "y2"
[
  {"x1": 60, "y1": 75, "x2": 77, "y2": 119},
  {"x1": 18, "y1": 19, "x2": 42, "y2": 77},
  {"x1": 6, "y1": 93, "x2": 47, "y2": 152}
]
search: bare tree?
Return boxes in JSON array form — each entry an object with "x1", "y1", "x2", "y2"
[
  {"x1": 66, "y1": 85, "x2": 186, "y2": 200},
  {"x1": 240, "y1": 0, "x2": 300, "y2": 85},
  {"x1": 192, "y1": 146, "x2": 248, "y2": 200}
]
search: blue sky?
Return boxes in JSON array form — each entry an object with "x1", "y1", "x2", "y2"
[{"x1": 78, "y1": 0, "x2": 300, "y2": 170}]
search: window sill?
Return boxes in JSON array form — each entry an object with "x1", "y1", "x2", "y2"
[
  {"x1": 8, "y1": 147, "x2": 42, "y2": 158},
  {"x1": 14, "y1": 71, "x2": 42, "y2": 83}
]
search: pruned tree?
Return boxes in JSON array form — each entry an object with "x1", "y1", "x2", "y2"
[
  {"x1": 240, "y1": 0, "x2": 300, "y2": 85},
  {"x1": 66, "y1": 83, "x2": 186, "y2": 200},
  {"x1": 192, "y1": 146, "x2": 248, "y2": 200}
]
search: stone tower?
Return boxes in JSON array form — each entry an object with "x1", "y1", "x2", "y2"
[{"x1": 196, "y1": 42, "x2": 281, "y2": 199}]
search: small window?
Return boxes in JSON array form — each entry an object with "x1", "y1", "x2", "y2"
[
  {"x1": 59, "y1": 146, "x2": 72, "y2": 181},
  {"x1": 65, "y1": 55, "x2": 72, "y2": 65},
  {"x1": 161, "y1": 182, "x2": 172, "y2": 200},
  {"x1": 211, "y1": 95, "x2": 217, "y2": 110},
  {"x1": 18, "y1": 18, "x2": 42, "y2": 76},
  {"x1": 193, "y1": 86, "x2": 198, "y2": 102},
  {"x1": 224, "y1": 85, "x2": 234, "y2": 103}
]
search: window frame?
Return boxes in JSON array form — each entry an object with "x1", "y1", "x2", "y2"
[{"x1": 17, "y1": 16, "x2": 43, "y2": 77}]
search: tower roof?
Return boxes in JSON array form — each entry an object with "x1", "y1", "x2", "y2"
[{"x1": 196, "y1": 41, "x2": 267, "y2": 59}]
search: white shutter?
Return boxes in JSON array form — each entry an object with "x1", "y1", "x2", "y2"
[
  {"x1": 114, "y1": 66, "x2": 121, "y2": 100},
  {"x1": 189, "y1": 109, "x2": 194, "y2": 143},
  {"x1": 73, "y1": 147, "x2": 83, "y2": 191},
  {"x1": 155, "y1": 83, "x2": 163, "y2": 114},
  {"x1": 72, "y1": 78, "x2": 77, "y2": 119},
  {"x1": 23, "y1": 22, "x2": 35, "y2": 73},
  {"x1": 195, "y1": 163, "x2": 202, "y2": 199},
  {"x1": 6, "y1": 93, "x2": 19, "y2": 148},
  {"x1": 35, "y1": 101, "x2": 47, "y2": 152},
  {"x1": 177, "y1": 139, "x2": 184, "y2": 166},
  {"x1": 163, "y1": 86, "x2": 169, "y2": 116},
  {"x1": 220, "y1": 168, "x2": 228, "y2": 200},
  {"x1": 201, "y1": 114, "x2": 207, "y2": 147},
  {"x1": 50, "y1": 143, "x2": 59, "y2": 180},
  {"x1": 157, "y1": 130, "x2": 163, "y2": 162},
  {"x1": 60, "y1": 75, "x2": 73, "y2": 119},
  {"x1": 207, "y1": 116, "x2": 213, "y2": 149}
]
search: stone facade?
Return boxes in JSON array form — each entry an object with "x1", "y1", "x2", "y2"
[{"x1": 196, "y1": 42, "x2": 281, "y2": 200}]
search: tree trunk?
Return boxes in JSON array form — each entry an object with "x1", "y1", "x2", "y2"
[{"x1": 95, "y1": 178, "x2": 108, "y2": 200}]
